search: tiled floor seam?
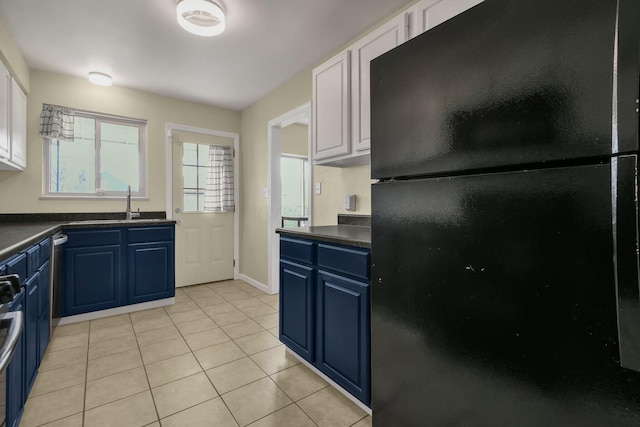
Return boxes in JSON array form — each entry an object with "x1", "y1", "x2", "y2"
[
  {"x1": 81, "y1": 326, "x2": 89, "y2": 427},
  {"x1": 187, "y1": 284, "x2": 285, "y2": 427}
]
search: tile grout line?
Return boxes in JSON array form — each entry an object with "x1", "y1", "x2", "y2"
[
  {"x1": 181, "y1": 285, "x2": 245, "y2": 427},
  {"x1": 29, "y1": 280, "x2": 356, "y2": 426}
]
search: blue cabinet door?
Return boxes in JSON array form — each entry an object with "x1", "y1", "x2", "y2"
[
  {"x1": 63, "y1": 245, "x2": 123, "y2": 316},
  {"x1": 317, "y1": 270, "x2": 371, "y2": 405},
  {"x1": 38, "y1": 260, "x2": 51, "y2": 364},
  {"x1": 24, "y1": 273, "x2": 39, "y2": 395},
  {"x1": 280, "y1": 260, "x2": 315, "y2": 362},
  {"x1": 6, "y1": 290, "x2": 25, "y2": 427},
  {"x1": 127, "y1": 242, "x2": 175, "y2": 304}
]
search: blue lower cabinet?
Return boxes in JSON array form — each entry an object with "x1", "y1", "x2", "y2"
[
  {"x1": 24, "y1": 273, "x2": 40, "y2": 395},
  {"x1": 278, "y1": 236, "x2": 372, "y2": 407},
  {"x1": 63, "y1": 245, "x2": 123, "y2": 316},
  {"x1": 6, "y1": 289, "x2": 25, "y2": 427},
  {"x1": 317, "y1": 270, "x2": 371, "y2": 405},
  {"x1": 280, "y1": 260, "x2": 315, "y2": 362},
  {"x1": 127, "y1": 241, "x2": 175, "y2": 304},
  {"x1": 38, "y1": 260, "x2": 51, "y2": 363},
  {"x1": 62, "y1": 226, "x2": 175, "y2": 316}
]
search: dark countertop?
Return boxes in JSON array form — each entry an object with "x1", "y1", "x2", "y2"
[
  {"x1": 277, "y1": 225, "x2": 371, "y2": 248},
  {"x1": 0, "y1": 218, "x2": 176, "y2": 261}
]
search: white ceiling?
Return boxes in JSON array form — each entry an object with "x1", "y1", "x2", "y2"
[{"x1": 0, "y1": 0, "x2": 412, "y2": 111}]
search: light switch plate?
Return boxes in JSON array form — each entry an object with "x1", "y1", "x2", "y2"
[{"x1": 315, "y1": 182, "x2": 322, "y2": 195}]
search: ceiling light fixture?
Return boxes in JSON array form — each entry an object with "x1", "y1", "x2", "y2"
[
  {"x1": 176, "y1": 0, "x2": 225, "y2": 37},
  {"x1": 88, "y1": 72, "x2": 112, "y2": 86}
]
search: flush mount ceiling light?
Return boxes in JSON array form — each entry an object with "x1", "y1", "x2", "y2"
[
  {"x1": 88, "y1": 72, "x2": 112, "y2": 86},
  {"x1": 176, "y1": 0, "x2": 226, "y2": 37}
]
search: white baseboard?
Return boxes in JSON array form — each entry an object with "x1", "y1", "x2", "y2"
[
  {"x1": 285, "y1": 348, "x2": 372, "y2": 416},
  {"x1": 54, "y1": 297, "x2": 175, "y2": 326},
  {"x1": 238, "y1": 273, "x2": 274, "y2": 295}
]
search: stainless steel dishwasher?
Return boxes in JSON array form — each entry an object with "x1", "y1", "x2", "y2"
[{"x1": 51, "y1": 232, "x2": 68, "y2": 331}]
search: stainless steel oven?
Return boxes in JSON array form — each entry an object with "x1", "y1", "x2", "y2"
[{"x1": 0, "y1": 275, "x2": 25, "y2": 427}]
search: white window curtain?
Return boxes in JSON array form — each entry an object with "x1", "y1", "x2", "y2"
[
  {"x1": 204, "y1": 145, "x2": 234, "y2": 212},
  {"x1": 39, "y1": 104, "x2": 75, "y2": 142}
]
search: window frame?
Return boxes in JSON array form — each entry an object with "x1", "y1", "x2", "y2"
[
  {"x1": 181, "y1": 142, "x2": 209, "y2": 213},
  {"x1": 42, "y1": 110, "x2": 148, "y2": 199}
]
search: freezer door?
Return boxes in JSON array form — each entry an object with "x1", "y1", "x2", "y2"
[
  {"x1": 370, "y1": 0, "x2": 639, "y2": 179},
  {"x1": 613, "y1": 155, "x2": 640, "y2": 373},
  {"x1": 371, "y1": 163, "x2": 640, "y2": 426}
]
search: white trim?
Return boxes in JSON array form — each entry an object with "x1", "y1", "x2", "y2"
[
  {"x1": 54, "y1": 297, "x2": 175, "y2": 325},
  {"x1": 238, "y1": 273, "x2": 272, "y2": 295},
  {"x1": 285, "y1": 348, "x2": 372, "y2": 415},
  {"x1": 267, "y1": 102, "x2": 312, "y2": 295},
  {"x1": 165, "y1": 123, "x2": 240, "y2": 280}
]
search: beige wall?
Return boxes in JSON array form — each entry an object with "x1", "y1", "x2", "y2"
[
  {"x1": 0, "y1": 17, "x2": 29, "y2": 93},
  {"x1": 281, "y1": 124, "x2": 308, "y2": 157},
  {"x1": 236, "y1": 1, "x2": 421, "y2": 285},
  {"x1": 239, "y1": 73, "x2": 372, "y2": 285},
  {"x1": 313, "y1": 164, "x2": 372, "y2": 226},
  {"x1": 0, "y1": 70, "x2": 240, "y2": 213}
]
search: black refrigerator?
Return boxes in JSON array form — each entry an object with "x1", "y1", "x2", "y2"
[{"x1": 370, "y1": 0, "x2": 640, "y2": 425}]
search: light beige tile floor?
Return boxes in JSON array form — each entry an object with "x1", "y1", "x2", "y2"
[{"x1": 21, "y1": 279, "x2": 372, "y2": 427}]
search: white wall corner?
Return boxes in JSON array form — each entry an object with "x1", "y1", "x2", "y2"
[{"x1": 238, "y1": 274, "x2": 273, "y2": 295}]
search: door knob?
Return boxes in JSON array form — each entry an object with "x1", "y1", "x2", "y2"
[{"x1": 175, "y1": 207, "x2": 182, "y2": 213}]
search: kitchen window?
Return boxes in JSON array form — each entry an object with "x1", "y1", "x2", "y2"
[{"x1": 43, "y1": 112, "x2": 147, "y2": 197}]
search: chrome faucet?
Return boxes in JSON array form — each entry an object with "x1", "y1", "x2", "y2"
[{"x1": 126, "y1": 185, "x2": 140, "y2": 220}]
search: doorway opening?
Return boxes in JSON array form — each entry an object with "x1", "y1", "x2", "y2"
[{"x1": 267, "y1": 102, "x2": 312, "y2": 294}]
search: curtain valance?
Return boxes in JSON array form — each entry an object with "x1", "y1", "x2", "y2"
[{"x1": 39, "y1": 104, "x2": 75, "y2": 142}]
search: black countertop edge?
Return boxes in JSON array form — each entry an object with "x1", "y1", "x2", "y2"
[
  {"x1": 337, "y1": 214, "x2": 371, "y2": 227},
  {"x1": 0, "y1": 218, "x2": 176, "y2": 261},
  {"x1": 276, "y1": 225, "x2": 371, "y2": 249},
  {"x1": 0, "y1": 211, "x2": 167, "y2": 223}
]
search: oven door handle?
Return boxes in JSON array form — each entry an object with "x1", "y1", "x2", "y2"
[{"x1": 0, "y1": 312, "x2": 23, "y2": 373}]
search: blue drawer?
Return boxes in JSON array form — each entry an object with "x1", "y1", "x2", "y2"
[
  {"x1": 318, "y1": 243, "x2": 370, "y2": 281},
  {"x1": 66, "y1": 229, "x2": 122, "y2": 248},
  {"x1": 280, "y1": 237, "x2": 314, "y2": 265},
  {"x1": 39, "y1": 237, "x2": 51, "y2": 265},
  {"x1": 128, "y1": 226, "x2": 174, "y2": 244}
]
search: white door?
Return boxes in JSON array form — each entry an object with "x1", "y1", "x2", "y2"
[{"x1": 172, "y1": 130, "x2": 235, "y2": 287}]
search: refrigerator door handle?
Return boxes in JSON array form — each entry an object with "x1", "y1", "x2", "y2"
[{"x1": 612, "y1": 155, "x2": 640, "y2": 373}]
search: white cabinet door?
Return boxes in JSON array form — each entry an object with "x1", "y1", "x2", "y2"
[
  {"x1": 351, "y1": 13, "x2": 407, "y2": 153},
  {"x1": 312, "y1": 50, "x2": 350, "y2": 161},
  {"x1": 412, "y1": 0, "x2": 484, "y2": 36},
  {"x1": 10, "y1": 78, "x2": 26, "y2": 169},
  {"x1": 0, "y1": 62, "x2": 10, "y2": 161}
]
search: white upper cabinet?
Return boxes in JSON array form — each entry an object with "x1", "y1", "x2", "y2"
[
  {"x1": 313, "y1": 13, "x2": 408, "y2": 167},
  {"x1": 313, "y1": 50, "x2": 351, "y2": 162},
  {"x1": 312, "y1": 0, "x2": 482, "y2": 167},
  {"x1": 0, "y1": 72, "x2": 27, "y2": 171},
  {"x1": 10, "y1": 78, "x2": 27, "y2": 169},
  {"x1": 409, "y1": 0, "x2": 484, "y2": 38},
  {"x1": 351, "y1": 13, "x2": 408, "y2": 154},
  {"x1": 0, "y1": 61, "x2": 10, "y2": 161}
]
